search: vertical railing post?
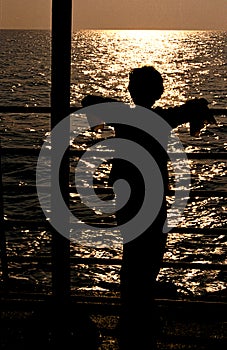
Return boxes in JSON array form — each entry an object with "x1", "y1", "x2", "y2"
[
  {"x1": 0, "y1": 142, "x2": 9, "y2": 288},
  {"x1": 51, "y1": 0, "x2": 72, "y2": 302}
]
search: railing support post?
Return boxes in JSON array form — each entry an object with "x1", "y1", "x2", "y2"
[
  {"x1": 51, "y1": 0, "x2": 72, "y2": 302},
  {"x1": 0, "y1": 142, "x2": 9, "y2": 287}
]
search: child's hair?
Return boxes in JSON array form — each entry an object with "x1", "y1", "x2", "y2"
[{"x1": 128, "y1": 66, "x2": 164, "y2": 104}]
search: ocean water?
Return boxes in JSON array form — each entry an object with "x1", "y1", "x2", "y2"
[{"x1": 0, "y1": 29, "x2": 227, "y2": 297}]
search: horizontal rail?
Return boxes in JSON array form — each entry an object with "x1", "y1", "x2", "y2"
[
  {"x1": 167, "y1": 227, "x2": 227, "y2": 234},
  {"x1": 1, "y1": 147, "x2": 43, "y2": 156},
  {"x1": 0, "y1": 106, "x2": 80, "y2": 114},
  {"x1": 2, "y1": 184, "x2": 227, "y2": 198},
  {"x1": 168, "y1": 189, "x2": 227, "y2": 197},
  {"x1": 4, "y1": 255, "x2": 227, "y2": 270},
  {"x1": 1, "y1": 147, "x2": 227, "y2": 159},
  {"x1": 3, "y1": 220, "x2": 226, "y2": 234},
  {"x1": 3, "y1": 220, "x2": 116, "y2": 228},
  {"x1": 0, "y1": 294, "x2": 226, "y2": 311},
  {"x1": 181, "y1": 153, "x2": 227, "y2": 160},
  {"x1": 162, "y1": 261, "x2": 227, "y2": 271},
  {"x1": 0, "y1": 106, "x2": 226, "y2": 114}
]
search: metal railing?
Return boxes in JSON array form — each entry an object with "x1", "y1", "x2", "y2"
[{"x1": 1, "y1": 108, "x2": 227, "y2": 275}]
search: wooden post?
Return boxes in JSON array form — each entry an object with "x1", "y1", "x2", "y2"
[{"x1": 51, "y1": 0, "x2": 72, "y2": 302}]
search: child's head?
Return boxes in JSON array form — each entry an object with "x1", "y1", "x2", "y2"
[{"x1": 128, "y1": 66, "x2": 164, "y2": 108}]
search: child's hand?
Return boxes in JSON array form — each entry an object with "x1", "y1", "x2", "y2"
[{"x1": 186, "y1": 98, "x2": 216, "y2": 136}]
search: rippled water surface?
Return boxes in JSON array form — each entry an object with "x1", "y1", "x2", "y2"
[{"x1": 0, "y1": 30, "x2": 226, "y2": 297}]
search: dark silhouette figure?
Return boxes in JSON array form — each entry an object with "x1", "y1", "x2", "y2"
[
  {"x1": 115, "y1": 66, "x2": 215, "y2": 349},
  {"x1": 81, "y1": 66, "x2": 215, "y2": 349}
]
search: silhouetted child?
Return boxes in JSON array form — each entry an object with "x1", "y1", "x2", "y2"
[
  {"x1": 117, "y1": 66, "x2": 215, "y2": 349},
  {"x1": 81, "y1": 66, "x2": 215, "y2": 349}
]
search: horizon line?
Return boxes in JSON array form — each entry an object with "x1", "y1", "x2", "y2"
[{"x1": 1, "y1": 27, "x2": 226, "y2": 31}]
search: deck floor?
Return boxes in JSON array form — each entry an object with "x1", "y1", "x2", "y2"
[{"x1": 0, "y1": 292, "x2": 226, "y2": 350}]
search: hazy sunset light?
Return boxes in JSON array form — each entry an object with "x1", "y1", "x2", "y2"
[{"x1": 0, "y1": 0, "x2": 226, "y2": 30}]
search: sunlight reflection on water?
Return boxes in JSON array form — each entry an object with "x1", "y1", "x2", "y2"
[
  {"x1": 71, "y1": 30, "x2": 227, "y2": 109},
  {"x1": 1, "y1": 29, "x2": 227, "y2": 297}
]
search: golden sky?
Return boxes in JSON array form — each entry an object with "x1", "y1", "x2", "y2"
[{"x1": 0, "y1": 0, "x2": 226, "y2": 30}]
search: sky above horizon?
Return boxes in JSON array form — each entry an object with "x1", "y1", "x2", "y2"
[{"x1": 0, "y1": 0, "x2": 226, "y2": 30}]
